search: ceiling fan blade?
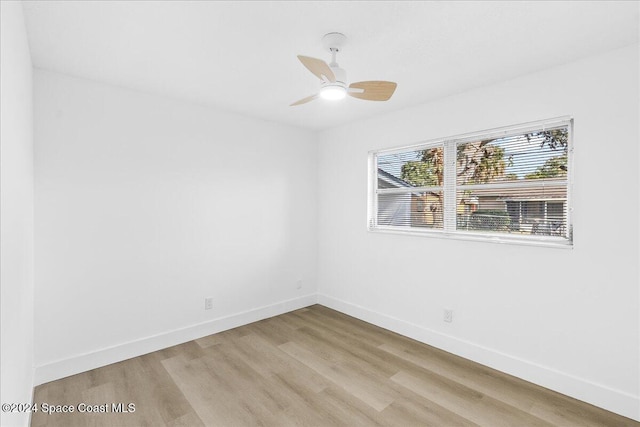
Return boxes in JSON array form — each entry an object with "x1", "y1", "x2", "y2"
[
  {"x1": 297, "y1": 55, "x2": 336, "y2": 83},
  {"x1": 348, "y1": 81, "x2": 397, "y2": 101},
  {"x1": 290, "y1": 94, "x2": 318, "y2": 106}
]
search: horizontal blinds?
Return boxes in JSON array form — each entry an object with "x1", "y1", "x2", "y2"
[
  {"x1": 377, "y1": 192, "x2": 444, "y2": 229},
  {"x1": 456, "y1": 128, "x2": 568, "y2": 186},
  {"x1": 376, "y1": 146, "x2": 444, "y2": 229},
  {"x1": 372, "y1": 120, "x2": 571, "y2": 244},
  {"x1": 455, "y1": 127, "x2": 569, "y2": 238}
]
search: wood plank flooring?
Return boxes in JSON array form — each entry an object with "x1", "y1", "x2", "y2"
[{"x1": 31, "y1": 305, "x2": 638, "y2": 426}]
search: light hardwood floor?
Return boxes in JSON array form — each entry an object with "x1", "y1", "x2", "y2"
[{"x1": 31, "y1": 305, "x2": 638, "y2": 426}]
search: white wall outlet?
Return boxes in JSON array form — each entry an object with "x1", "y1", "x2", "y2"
[
  {"x1": 296, "y1": 280, "x2": 302, "y2": 290},
  {"x1": 444, "y1": 309, "x2": 453, "y2": 323},
  {"x1": 204, "y1": 297, "x2": 213, "y2": 310}
]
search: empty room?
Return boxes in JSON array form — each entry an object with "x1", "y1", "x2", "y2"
[{"x1": 1, "y1": 1, "x2": 639, "y2": 426}]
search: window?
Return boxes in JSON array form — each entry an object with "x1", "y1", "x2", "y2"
[{"x1": 368, "y1": 117, "x2": 573, "y2": 247}]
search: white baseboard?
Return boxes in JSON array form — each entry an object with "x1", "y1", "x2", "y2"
[
  {"x1": 317, "y1": 293, "x2": 640, "y2": 422},
  {"x1": 33, "y1": 292, "x2": 639, "y2": 422},
  {"x1": 34, "y1": 294, "x2": 317, "y2": 386}
]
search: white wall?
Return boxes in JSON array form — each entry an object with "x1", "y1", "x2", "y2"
[
  {"x1": 0, "y1": 2, "x2": 35, "y2": 426},
  {"x1": 317, "y1": 45, "x2": 639, "y2": 420},
  {"x1": 34, "y1": 70, "x2": 318, "y2": 382}
]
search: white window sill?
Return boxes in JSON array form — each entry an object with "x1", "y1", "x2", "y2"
[{"x1": 368, "y1": 226, "x2": 573, "y2": 249}]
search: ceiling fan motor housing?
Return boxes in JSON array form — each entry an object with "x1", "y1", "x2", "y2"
[
  {"x1": 321, "y1": 65, "x2": 347, "y2": 100},
  {"x1": 328, "y1": 66, "x2": 346, "y2": 86}
]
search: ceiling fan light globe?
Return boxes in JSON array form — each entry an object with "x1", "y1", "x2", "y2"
[{"x1": 319, "y1": 85, "x2": 347, "y2": 101}]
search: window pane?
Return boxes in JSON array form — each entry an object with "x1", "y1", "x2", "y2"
[
  {"x1": 457, "y1": 188, "x2": 568, "y2": 237},
  {"x1": 370, "y1": 119, "x2": 571, "y2": 246},
  {"x1": 377, "y1": 146, "x2": 444, "y2": 188},
  {"x1": 457, "y1": 128, "x2": 568, "y2": 185},
  {"x1": 378, "y1": 191, "x2": 444, "y2": 229}
]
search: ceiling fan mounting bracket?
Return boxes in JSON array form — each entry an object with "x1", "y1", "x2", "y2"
[{"x1": 322, "y1": 32, "x2": 347, "y2": 53}]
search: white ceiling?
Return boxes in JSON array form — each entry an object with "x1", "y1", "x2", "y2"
[{"x1": 23, "y1": 1, "x2": 638, "y2": 131}]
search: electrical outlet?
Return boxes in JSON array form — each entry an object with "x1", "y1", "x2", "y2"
[
  {"x1": 296, "y1": 280, "x2": 302, "y2": 290},
  {"x1": 444, "y1": 309, "x2": 453, "y2": 323},
  {"x1": 204, "y1": 297, "x2": 213, "y2": 310}
]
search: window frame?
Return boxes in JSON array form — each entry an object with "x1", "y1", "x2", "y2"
[{"x1": 367, "y1": 117, "x2": 574, "y2": 248}]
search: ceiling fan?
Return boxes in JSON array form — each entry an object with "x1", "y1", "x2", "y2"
[{"x1": 291, "y1": 32, "x2": 397, "y2": 106}]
